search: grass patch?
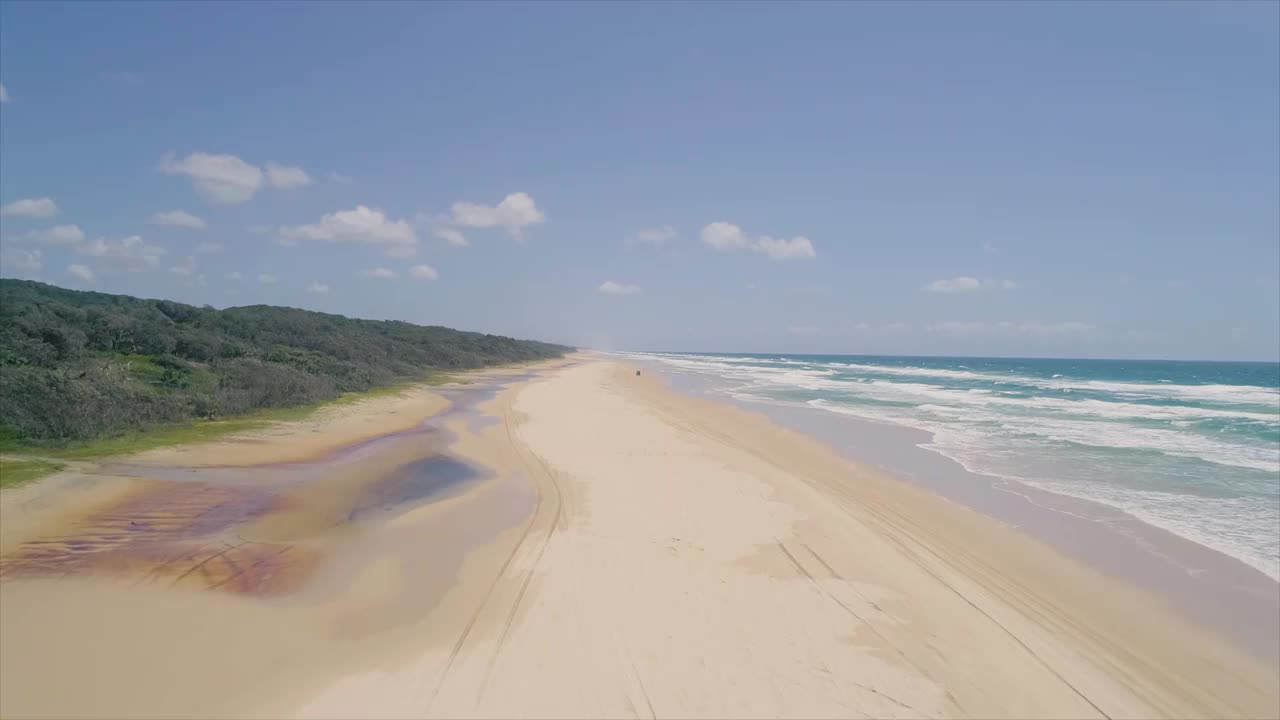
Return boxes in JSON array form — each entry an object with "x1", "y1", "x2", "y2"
[
  {"x1": 0, "y1": 457, "x2": 67, "y2": 489},
  {"x1": 424, "y1": 372, "x2": 467, "y2": 386},
  {"x1": 0, "y1": 376, "x2": 453, "y2": 461},
  {"x1": 13, "y1": 416, "x2": 277, "y2": 460}
]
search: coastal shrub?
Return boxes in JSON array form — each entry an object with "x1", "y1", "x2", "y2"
[{"x1": 0, "y1": 279, "x2": 569, "y2": 444}]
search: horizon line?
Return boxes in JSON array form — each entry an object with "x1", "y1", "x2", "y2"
[{"x1": 597, "y1": 349, "x2": 1280, "y2": 365}]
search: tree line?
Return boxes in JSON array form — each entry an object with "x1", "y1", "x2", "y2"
[{"x1": 0, "y1": 279, "x2": 570, "y2": 443}]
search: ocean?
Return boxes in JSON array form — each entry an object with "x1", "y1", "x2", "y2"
[{"x1": 627, "y1": 352, "x2": 1280, "y2": 582}]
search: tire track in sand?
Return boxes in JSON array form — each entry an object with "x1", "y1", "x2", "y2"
[
  {"x1": 473, "y1": 400, "x2": 566, "y2": 705},
  {"x1": 421, "y1": 388, "x2": 563, "y2": 714}
]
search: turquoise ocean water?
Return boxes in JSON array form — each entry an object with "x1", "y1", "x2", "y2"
[{"x1": 630, "y1": 352, "x2": 1280, "y2": 581}]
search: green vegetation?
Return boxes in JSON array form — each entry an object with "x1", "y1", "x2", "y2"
[
  {"x1": 0, "y1": 457, "x2": 66, "y2": 489},
  {"x1": 2, "y1": 385, "x2": 399, "y2": 460},
  {"x1": 0, "y1": 279, "x2": 569, "y2": 450}
]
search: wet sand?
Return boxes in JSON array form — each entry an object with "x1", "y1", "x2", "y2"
[
  {"x1": 654, "y1": 365, "x2": 1280, "y2": 665},
  {"x1": 2, "y1": 358, "x2": 1277, "y2": 719},
  {"x1": 0, "y1": 362, "x2": 562, "y2": 719}
]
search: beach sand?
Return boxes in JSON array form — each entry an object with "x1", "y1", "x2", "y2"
[
  {"x1": 299, "y1": 361, "x2": 1279, "y2": 719},
  {"x1": 0, "y1": 363, "x2": 556, "y2": 719},
  {"x1": 2, "y1": 359, "x2": 1276, "y2": 719}
]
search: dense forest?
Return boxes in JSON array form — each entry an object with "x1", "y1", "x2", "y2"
[{"x1": 0, "y1": 279, "x2": 569, "y2": 443}]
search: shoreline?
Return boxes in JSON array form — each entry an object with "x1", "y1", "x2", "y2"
[
  {"x1": 642, "y1": 355, "x2": 1280, "y2": 664},
  {"x1": 625, "y1": 351, "x2": 1279, "y2": 583},
  {"x1": 306, "y1": 360, "x2": 1278, "y2": 718},
  {"x1": 2, "y1": 358, "x2": 1276, "y2": 718}
]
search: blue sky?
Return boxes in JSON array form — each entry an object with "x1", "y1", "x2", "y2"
[{"x1": 1, "y1": 1, "x2": 1277, "y2": 360}]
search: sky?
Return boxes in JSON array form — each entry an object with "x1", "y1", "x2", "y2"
[{"x1": 1, "y1": 1, "x2": 1277, "y2": 361}]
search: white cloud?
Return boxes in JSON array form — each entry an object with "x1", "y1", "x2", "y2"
[
  {"x1": 46, "y1": 224, "x2": 85, "y2": 244},
  {"x1": 923, "y1": 276, "x2": 1018, "y2": 293},
  {"x1": 279, "y1": 205, "x2": 417, "y2": 254},
  {"x1": 1014, "y1": 321, "x2": 1093, "y2": 337},
  {"x1": 1, "y1": 197, "x2": 57, "y2": 218},
  {"x1": 409, "y1": 264, "x2": 438, "y2": 280},
  {"x1": 264, "y1": 162, "x2": 312, "y2": 190},
  {"x1": 433, "y1": 226, "x2": 469, "y2": 247},
  {"x1": 362, "y1": 267, "x2": 398, "y2": 280},
  {"x1": 598, "y1": 281, "x2": 640, "y2": 295},
  {"x1": 701, "y1": 222, "x2": 751, "y2": 251},
  {"x1": 67, "y1": 264, "x2": 94, "y2": 282},
  {"x1": 924, "y1": 276, "x2": 983, "y2": 293},
  {"x1": 0, "y1": 247, "x2": 42, "y2": 271},
  {"x1": 0, "y1": 82, "x2": 8, "y2": 103},
  {"x1": 852, "y1": 322, "x2": 911, "y2": 334},
  {"x1": 196, "y1": 241, "x2": 224, "y2": 254},
  {"x1": 149, "y1": 209, "x2": 207, "y2": 230},
  {"x1": 325, "y1": 171, "x2": 353, "y2": 184},
  {"x1": 700, "y1": 222, "x2": 816, "y2": 260},
  {"x1": 78, "y1": 235, "x2": 165, "y2": 272},
  {"x1": 983, "y1": 241, "x2": 997, "y2": 254},
  {"x1": 755, "y1": 236, "x2": 816, "y2": 260},
  {"x1": 306, "y1": 281, "x2": 331, "y2": 294},
  {"x1": 226, "y1": 271, "x2": 243, "y2": 281},
  {"x1": 169, "y1": 256, "x2": 196, "y2": 277},
  {"x1": 157, "y1": 154, "x2": 311, "y2": 204},
  {"x1": 787, "y1": 324, "x2": 821, "y2": 335},
  {"x1": 258, "y1": 273, "x2": 277, "y2": 285},
  {"x1": 158, "y1": 152, "x2": 263, "y2": 204},
  {"x1": 17, "y1": 224, "x2": 85, "y2": 245},
  {"x1": 246, "y1": 224, "x2": 273, "y2": 234},
  {"x1": 629, "y1": 226, "x2": 677, "y2": 246},
  {"x1": 450, "y1": 192, "x2": 545, "y2": 239},
  {"x1": 927, "y1": 320, "x2": 1093, "y2": 338}
]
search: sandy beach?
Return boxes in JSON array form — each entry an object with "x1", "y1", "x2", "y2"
[{"x1": 2, "y1": 359, "x2": 1276, "y2": 719}]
